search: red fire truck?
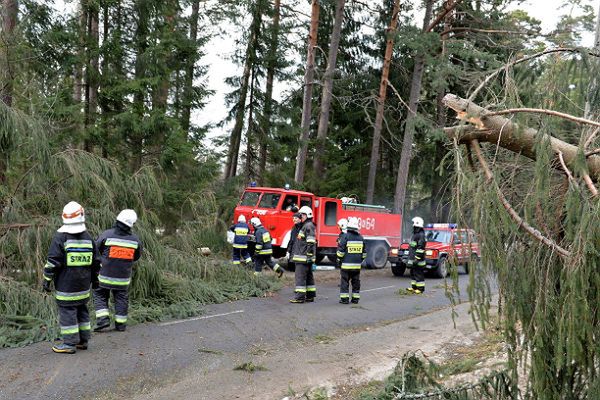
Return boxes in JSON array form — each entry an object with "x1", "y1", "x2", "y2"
[
  {"x1": 233, "y1": 186, "x2": 403, "y2": 269},
  {"x1": 391, "y1": 223, "x2": 481, "y2": 278}
]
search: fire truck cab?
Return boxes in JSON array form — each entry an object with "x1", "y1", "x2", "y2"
[
  {"x1": 233, "y1": 186, "x2": 403, "y2": 269},
  {"x1": 391, "y1": 223, "x2": 481, "y2": 278}
]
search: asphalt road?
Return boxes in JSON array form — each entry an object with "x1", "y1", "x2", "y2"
[{"x1": 0, "y1": 267, "x2": 475, "y2": 400}]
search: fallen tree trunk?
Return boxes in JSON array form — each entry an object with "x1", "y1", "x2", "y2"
[{"x1": 443, "y1": 94, "x2": 600, "y2": 180}]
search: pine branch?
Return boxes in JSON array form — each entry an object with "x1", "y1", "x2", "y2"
[
  {"x1": 425, "y1": 0, "x2": 462, "y2": 33},
  {"x1": 487, "y1": 108, "x2": 600, "y2": 128},
  {"x1": 469, "y1": 140, "x2": 571, "y2": 258}
]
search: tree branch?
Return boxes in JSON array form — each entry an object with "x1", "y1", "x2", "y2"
[
  {"x1": 469, "y1": 140, "x2": 571, "y2": 258},
  {"x1": 487, "y1": 108, "x2": 600, "y2": 128},
  {"x1": 425, "y1": 0, "x2": 462, "y2": 33}
]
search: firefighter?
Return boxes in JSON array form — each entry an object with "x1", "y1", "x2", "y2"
[
  {"x1": 337, "y1": 217, "x2": 366, "y2": 304},
  {"x1": 290, "y1": 206, "x2": 317, "y2": 303},
  {"x1": 286, "y1": 212, "x2": 302, "y2": 270},
  {"x1": 250, "y1": 217, "x2": 284, "y2": 278},
  {"x1": 407, "y1": 216, "x2": 427, "y2": 294},
  {"x1": 229, "y1": 215, "x2": 252, "y2": 266},
  {"x1": 42, "y1": 201, "x2": 100, "y2": 354},
  {"x1": 93, "y1": 209, "x2": 143, "y2": 332},
  {"x1": 335, "y1": 218, "x2": 348, "y2": 268}
]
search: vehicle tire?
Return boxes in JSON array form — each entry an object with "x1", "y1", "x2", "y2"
[
  {"x1": 366, "y1": 242, "x2": 389, "y2": 269},
  {"x1": 391, "y1": 262, "x2": 406, "y2": 277},
  {"x1": 433, "y1": 257, "x2": 448, "y2": 278}
]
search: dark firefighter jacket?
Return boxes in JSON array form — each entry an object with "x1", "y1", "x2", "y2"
[
  {"x1": 229, "y1": 222, "x2": 251, "y2": 249},
  {"x1": 96, "y1": 221, "x2": 143, "y2": 290},
  {"x1": 291, "y1": 219, "x2": 316, "y2": 264},
  {"x1": 336, "y1": 230, "x2": 367, "y2": 269},
  {"x1": 43, "y1": 231, "x2": 100, "y2": 305},
  {"x1": 254, "y1": 225, "x2": 274, "y2": 255},
  {"x1": 408, "y1": 227, "x2": 426, "y2": 267},
  {"x1": 287, "y1": 222, "x2": 302, "y2": 255}
]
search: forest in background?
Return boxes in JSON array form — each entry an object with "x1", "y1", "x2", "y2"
[{"x1": 2, "y1": 0, "x2": 600, "y2": 398}]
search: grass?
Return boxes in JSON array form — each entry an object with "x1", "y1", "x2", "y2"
[
  {"x1": 197, "y1": 347, "x2": 224, "y2": 355},
  {"x1": 233, "y1": 361, "x2": 268, "y2": 372},
  {"x1": 314, "y1": 334, "x2": 335, "y2": 344}
]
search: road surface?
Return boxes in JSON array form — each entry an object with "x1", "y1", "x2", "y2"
[{"x1": 0, "y1": 267, "x2": 485, "y2": 400}]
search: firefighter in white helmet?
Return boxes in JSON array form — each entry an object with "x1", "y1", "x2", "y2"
[
  {"x1": 43, "y1": 201, "x2": 100, "y2": 353},
  {"x1": 290, "y1": 206, "x2": 317, "y2": 303},
  {"x1": 336, "y1": 217, "x2": 366, "y2": 304},
  {"x1": 335, "y1": 218, "x2": 348, "y2": 268},
  {"x1": 250, "y1": 217, "x2": 284, "y2": 278},
  {"x1": 407, "y1": 216, "x2": 426, "y2": 294},
  {"x1": 93, "y1": 209, "x2": 143, "y2": 332},
  {"x1": 229, "y1": 215, "x2": 252, "y2": 266}
]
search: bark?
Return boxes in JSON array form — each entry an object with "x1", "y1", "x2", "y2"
[
  {"x1": 258, "y1": 0, "x2": 281, "y2": 184},
  {"x1": 131, "y1": 0, "x2": 149, "y2": 171},
  {"x1": 245, "y1": 67, "x2": 257, "y2": 180},
  {"x1": 294, "y1": 0, "x2": 320, "y2": 184},
  {"x1": 442, "y1": 94, "x2": 600, "y2": 179},
  {"x1": 74, "y1": 1, "x2": 86, "y2": 105},
  {"x1": 312, "y1": 0, "x2": 346, "y2": 178},
  {"x1": 0, "y1": 0, "x2": 17, "y2": 185},
  {"x1": 84, "y1": 2, "x2": 99, "y2": 152},
  {"x1": 0, "y1": 0, "x2": 17, "y2": 107},
  {"x1": 225, "y1": 4, "x2": 261, "y2": 179},
  {"x1": 181, "y1": 0, "x2": 200, "y2": 134},
  {"x1": 393, "y1": 0, "x2": 435, "y2": 214},
  {"x1": 431, "y1": 0, "x2": 455, "y2": 220},
  {"x1": 365, "y1": 0, "x2": 401, "y2": 204},
  {"x1": 584, "y1": 2, "x2": 600, "y2": 122}
]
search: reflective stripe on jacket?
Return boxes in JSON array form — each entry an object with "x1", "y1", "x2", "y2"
[
  {"x1": 44, "y1": 231, "x2": 100, "y2": 305},
  {"x1": 337, "y1": 230, "x2": 366, "y2": 269},
  {"x1": 291, "y1": 220, "x2": 316, "y2": 263},
  {"x1": 254, "y1": 225, "x2": 273, "y2": 255},
  {"x1": 96, "y1": 222, "x2": 143, "y2": 289},
  {"x1": 408, "y1": 227, "x2": 426, "y2": 267}
]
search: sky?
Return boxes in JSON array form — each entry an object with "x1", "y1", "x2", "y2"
[{"x1": 195, "y1": 0, "x2": 598, "y2": 145}]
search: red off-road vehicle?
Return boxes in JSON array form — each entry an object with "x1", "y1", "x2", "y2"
[{"x1": 391, "y1": 223, "x2": 481, "y2": 278}]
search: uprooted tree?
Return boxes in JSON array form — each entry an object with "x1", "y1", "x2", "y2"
[{"x1": 442, "y1": 47, "x2": 600, "y2": 399}]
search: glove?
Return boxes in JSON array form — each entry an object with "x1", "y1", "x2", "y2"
[
  {"x1": 407, "y1": 260, "x2": 414, "y2": 266},
  {"x1": 286, "y1": 252, "x2": 291, "y2": 260},
  {"x1": 92, "y1": 280, "x2": 100, "y2": 289},
  {"x1": 336, "y1": 258, "x2": 342, "y2": 268},
  {"x1": 42, "y1": 280, "x2": 52, "y2": 293}
]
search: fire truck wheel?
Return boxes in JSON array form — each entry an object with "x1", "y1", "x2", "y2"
[
  {"x1": 464, "y1": 254, "x2": 479, "y2": 274},
  {"x1": 366, "y1": 242, "x2": 388, "y2": 269},
  {"x1": 391, "y1": 262, "x2": 406, "y2": 277},
  {"x1": 433, "y1": 257, "x2": 448, "y2": 278}
]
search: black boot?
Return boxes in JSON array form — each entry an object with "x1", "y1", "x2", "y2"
[{"x1": 339, "y1": 298, "x2": 349, "y2": 304}]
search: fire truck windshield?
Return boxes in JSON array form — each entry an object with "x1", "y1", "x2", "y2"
[
  {"x1": 258, "y1": 193, "x2": 281, "y2": 209},
  {"x1": 425, "y1": 230, "x2": 452, "y2": 243},
  {"x1": 240, "y1": 191, "x2": 261, "y2": 206}
]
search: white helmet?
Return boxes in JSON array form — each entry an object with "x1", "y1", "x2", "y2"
[
  {"x1": 237, "y1": 215, "x2": 246, "y2": 223},
  {"x1": 347, "y1": 217, "x2": 360, "y2": 231},
  {"x1": 337, "y1": 218, "x2": 348, "y2": 231},
  {"x1": 412, "y1": 216, "x2": 424, "y2": 228},
  {"x1": 117, "y1": 209, "x2": 138, "y2": 227},
  {"x1": 298, "y1": 206, "x2": 313, "y2": 219},
  {"x1": 57, "y1": 201, "x2": 87, "y2": 234},
  {"x1": 250, "y1": 217, "x2": 261, "y2": 227}
]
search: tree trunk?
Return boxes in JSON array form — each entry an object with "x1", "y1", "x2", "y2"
[
  {"x1": 584, "y1": 1, "x2": 600, "y2": 120},
  {"x1": 392, "y1": 0, "x2": 435, "y2": 214},
  {"x1": 442, "y1": 94, "x2": 600, "y2": 179},
  {"x1": 74, "y1": 1, "x2": 86, "y2": 105},
  {"x1": 245, "y1": 67, "x2": 257, "y2": 180},
  {"x1": 131, "y1": 0, "x2": 149, "y2": 171},
  {"x1": 225, "y1": 4, "x2": 261, "y2": 179},
  {"x1": 181, "y1": 0, "x2": 200, "y2": 134},
  {"x1": 312, "y1": 0, "x2": 345, "y2": 178},
  {"x1": 365, "y1": 0, "x2": 401, "y2": 204},
  {"x1": 258, "y1": 0, "x2": 281, "y2": 185},
  {"x1": 431, "y1": 0, "x2": 455, "y2": 220},
  {"x1": 84, "y1": 2, "x2": 99, "y2": 153},
  {"x1": 0, "y1": 0, "x2": 17, "y2": 185},
  {"x1": 294, "y1": 0, "x2": 320, "y2": 184}
]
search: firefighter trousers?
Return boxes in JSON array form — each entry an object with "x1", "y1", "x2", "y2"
[
  {"x1": 232, "y1": 248, "x2": 252, "y2": 266},
  {"x1": 94, "y1": 287, "x2": 129, "y2": 328},
  {"x1": 254, "y1": 254, "x2": 280, "y2": 273},
  {"x1": 410, "y1": 264, "x2": 425, "y2": 292},
  {"x1": 340, "y1": 269, "x2": 361, "y2": 301},
  {"x1": 294, "y1": 263, "x2": 316, "y2": 301},
  {"x1": 58, "y1": 303, "x2": 91, "y2": 346}
]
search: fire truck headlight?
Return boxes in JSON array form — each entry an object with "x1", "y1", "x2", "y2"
[
  {"x1": 272, "y1": 238, "x2": 277, "y2": 245},
  {"x1": 391, "y1": 248, "x2": 398, "y2": 256},
  {"x1": 425, "y1": 250, "x2": 433, "y2": 256}
]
